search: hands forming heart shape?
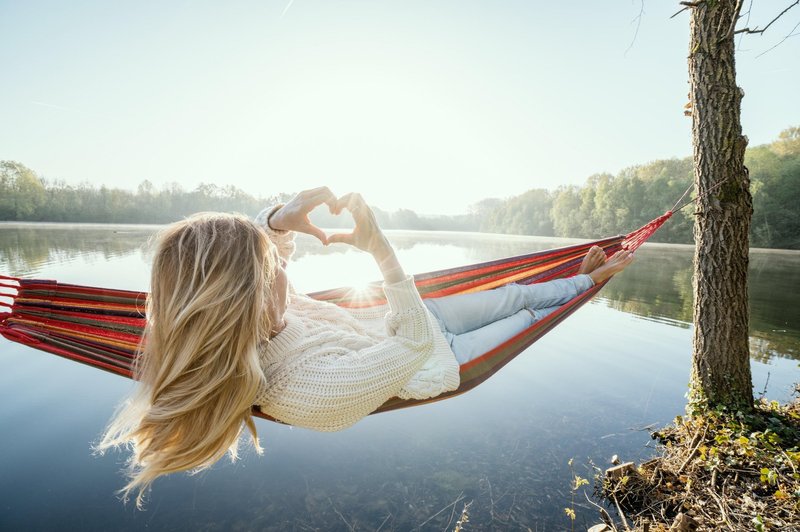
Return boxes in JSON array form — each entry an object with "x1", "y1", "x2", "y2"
[{"x1": 267, "y1": 187, "x2": 390, "y2": 256}]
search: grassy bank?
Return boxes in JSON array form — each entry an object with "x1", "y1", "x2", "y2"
[{"x1": 588, "y1": 389, "x2": 800, "y2": 531}]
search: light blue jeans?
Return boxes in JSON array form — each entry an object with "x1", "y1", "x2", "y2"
[{"x1": 424, "y1": 274, "x2": 594, "y2": 364}]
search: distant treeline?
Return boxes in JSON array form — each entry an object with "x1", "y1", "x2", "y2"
[
  {"x1": 480, "y1": 126, "x2": 800, "y2": 249},
  {"x1": 2, "y1": 126, "x2": 798, "y2": 248},
  {"x1": 0, "y1": 161, "x2": 475, "y2": 231}
]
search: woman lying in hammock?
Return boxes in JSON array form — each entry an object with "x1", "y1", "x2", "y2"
[{"x1": 98, "y1": 187, "x2": 633, "y2": 504}]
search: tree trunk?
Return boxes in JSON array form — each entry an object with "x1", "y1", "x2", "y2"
[{"x1": 688, "y1": 1, "x2": 754, "y2": 410}]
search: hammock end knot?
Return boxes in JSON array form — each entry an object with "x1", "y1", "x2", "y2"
[{"x1": 621, "y1": 211, "x2": 674, "y2": 252}]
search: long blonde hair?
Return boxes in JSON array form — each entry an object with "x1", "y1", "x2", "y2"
[{"x1": 97, "y1": 212, "x2": 275, "y2": 507}]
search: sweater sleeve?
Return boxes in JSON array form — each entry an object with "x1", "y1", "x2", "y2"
[
  {"x1": 259, "y1": 276, "x2": 436, "y2": 432},
  {"x1": 254, "y1": 204, "x2": 296, "y2": 262}
]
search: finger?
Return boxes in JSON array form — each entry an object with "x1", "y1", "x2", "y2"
[
  {"x1": 299, "y1": 223, "x2": 328, "y2": 245},
  {"x1": 327, "y1": 232, "x2": 355, "y2": 246},
  {"x1": 335, "y1": 192, "x2": 364, "y2": 210},
  {"x1": 333, "y1": 193, "x2": 355, "y2": 214},
  {"x1": 330, "y1": 194, "x2": 345, "y2": 214},
  {"x1": 345, "y1": 194, "x2": 370, "y2": 221},
  {"x1": 347, "y1": 193, "x2": 365, "y2": 211},
  {"x1": 300, "y1": 186, "x2": 331, "y2": 198},
  {"x1": 320, "y1": 192, "x2": 339, "y2": 213},
  {"x1": 306, "y1": 186, "x2": 337, "y2": 205},
  {"x1": 298, "y1": 188, "x2": 337, "y2": 213}
]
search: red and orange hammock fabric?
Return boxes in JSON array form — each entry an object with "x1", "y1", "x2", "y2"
[{"x1": 0, "y1": 212, "x2": 672, "y2": 419}]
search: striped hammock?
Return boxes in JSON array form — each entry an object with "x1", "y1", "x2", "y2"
[{"x1": 0, "y1": 212, "x2": 672, "y2": 419}]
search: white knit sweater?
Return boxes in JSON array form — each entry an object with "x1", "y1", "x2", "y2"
[{"x1": 253, "y1": 208, "x2": 460, "y2": 432}]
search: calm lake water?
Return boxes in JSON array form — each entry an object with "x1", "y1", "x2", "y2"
[{"x1": 1, "y1": 223, "x2": 798, "y2": 531}]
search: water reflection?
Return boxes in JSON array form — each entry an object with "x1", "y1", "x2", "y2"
[
  {"x1": 600, "y1": 245, "x2": 800, "y2": 363},
  {"x1": 0, "y1": 223, "x2": 154, "y2": 278},
  {"x1": 1, "y1": 224, "x2": 799, "y2": 530}
]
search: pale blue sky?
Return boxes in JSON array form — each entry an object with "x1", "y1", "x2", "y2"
[{"x1": 1, "y1": 1, "x2": 798, "y2": 214}]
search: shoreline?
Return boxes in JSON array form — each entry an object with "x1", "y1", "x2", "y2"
[
  {"x1": 1, "y1": 221, "x2": 798, "y2": 253},
  {"x1": 590, "y1": 393, "x2": 800, "y2": 531}
]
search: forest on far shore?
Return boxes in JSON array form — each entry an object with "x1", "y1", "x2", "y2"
[{"x1": 1, "y1": 126, "x2": 798, "y2": 249}]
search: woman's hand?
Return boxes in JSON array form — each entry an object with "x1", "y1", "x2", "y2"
[
  {"x1": 328, "y1": 193, "x2": 406, "y2": 283},
  {"x1": 268, "y1": 187, "x2": 337, "y2": 244},
  {"x1": 327, "y1": 193, "x2": 390, "y2": 256}
]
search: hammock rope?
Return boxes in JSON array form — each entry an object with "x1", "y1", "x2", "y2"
[{"x1": 0, "y1": 213, "x2": 671, "y2": 419}]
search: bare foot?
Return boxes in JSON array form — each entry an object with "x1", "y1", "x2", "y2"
[
  {"x1": 587, "y1": 250, "x2": 634, "y2": 285},
  {"x1": 578, "y1": 246, "x2": 606, "y2": 275}
]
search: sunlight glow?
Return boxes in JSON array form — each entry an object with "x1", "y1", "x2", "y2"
[{"x1": 1, "y1": 2, "x2": 797, "y2": 215}]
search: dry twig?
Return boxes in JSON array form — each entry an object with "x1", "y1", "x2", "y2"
[{"x1": 734, "y1": 0, "x2": 799, "y2": 35}]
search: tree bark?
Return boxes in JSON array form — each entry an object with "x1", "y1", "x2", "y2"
[{"x1": 688, "y1": 1, "x2": 754, "y2": 410}]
